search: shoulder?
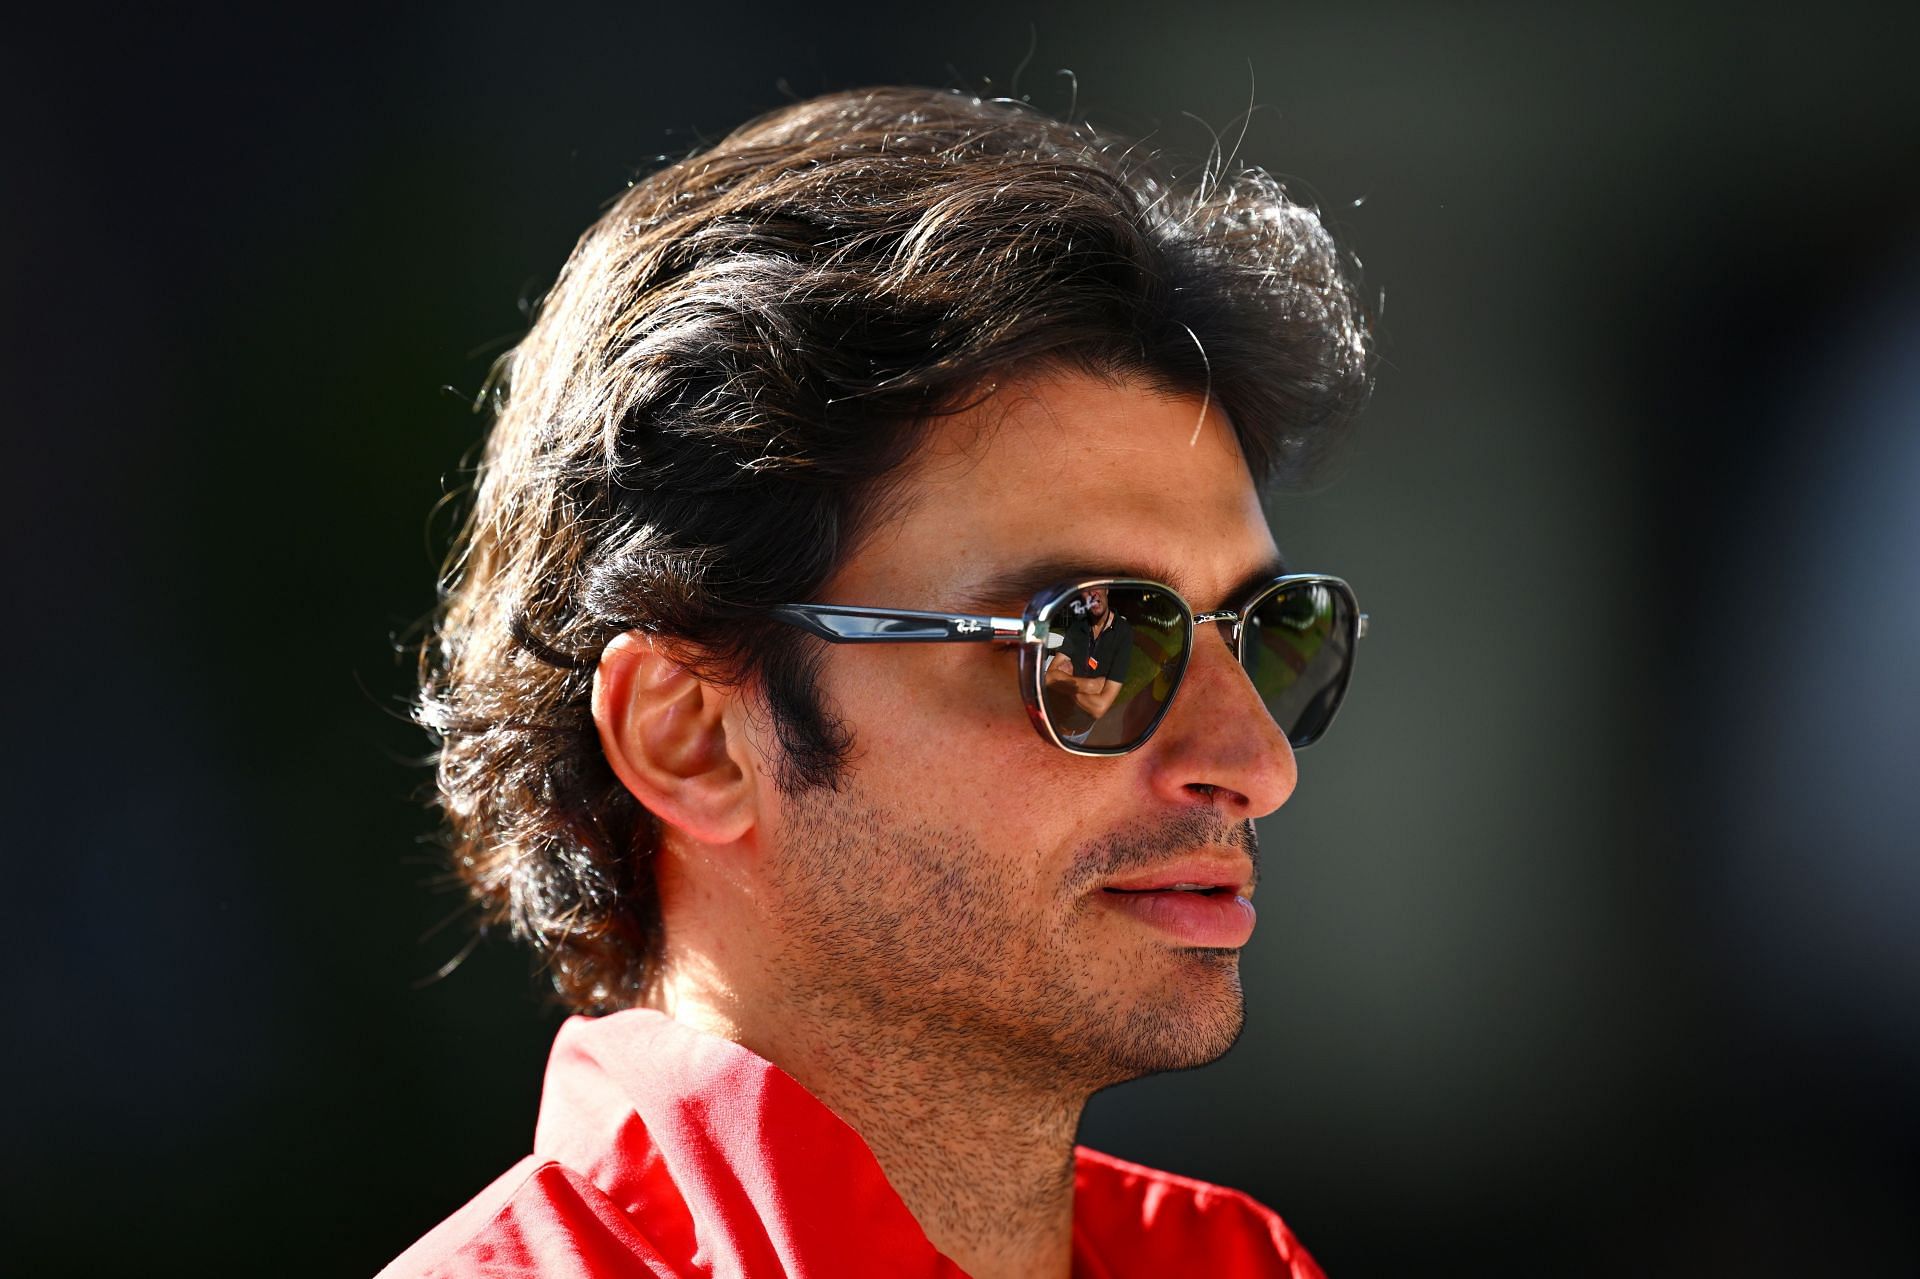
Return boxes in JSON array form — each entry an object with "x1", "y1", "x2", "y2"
[
  {"x1": 375, "y1": 1159, "x2": 680, "y2": 1279},
  {"x1": 1072, "y1": 1147, "x2": 1325, "y2": 1279}
]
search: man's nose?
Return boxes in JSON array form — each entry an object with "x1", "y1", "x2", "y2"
[{"x1": 1142, "y1": 628, "x2": 1298, "y2": 818}]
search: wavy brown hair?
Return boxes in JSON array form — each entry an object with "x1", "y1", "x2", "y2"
[{"x1": 417, "y1": 86, "x2": 1372, "y2": 1012}]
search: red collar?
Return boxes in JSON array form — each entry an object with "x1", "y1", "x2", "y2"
[
  {"x1": 530, "y1": 1009, "x2": 969, "y2": 1277},
  {"x1": 492, "y1": 1009, "x2": 1323, "y2": 1279}
]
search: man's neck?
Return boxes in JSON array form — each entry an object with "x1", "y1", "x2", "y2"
[{"x1": 654, "y1": 980, "x2": 1085, "y2": 1279}]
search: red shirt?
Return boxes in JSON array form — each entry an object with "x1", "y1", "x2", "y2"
[{"x1": 379, "y1": 1010, "x2": 1324, "y2": 1278}]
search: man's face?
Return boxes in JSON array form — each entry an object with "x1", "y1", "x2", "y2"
[{"x1": 748, "y1": 370, "x2": 1298, "y2": 1088}]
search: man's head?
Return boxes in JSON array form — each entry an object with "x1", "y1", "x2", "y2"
[{"x1": 419, "y1": 87, "x2": 1371, "y2": 1038}]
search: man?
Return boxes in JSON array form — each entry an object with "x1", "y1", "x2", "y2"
[
  {"x1": 391, "y1": 86, "x2": 1371, "y2": 1279},
  {"x1": 1047, "y1": 587, "x2": 1136, "y2": 742}
]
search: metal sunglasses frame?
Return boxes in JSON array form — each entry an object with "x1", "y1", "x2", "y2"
[{"x1": 769, "y1": 573, "x2": 1367, "y2": 758}]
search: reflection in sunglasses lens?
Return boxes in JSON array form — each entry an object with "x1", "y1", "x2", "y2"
[
  {"x1": 1040, "y1": 586, "x2": 1188, "y2": 752},
  {"x1": 1244, "y1": 583, "x2": 1353, "y2": 746}
]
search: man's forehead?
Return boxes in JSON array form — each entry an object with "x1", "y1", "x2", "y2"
[
  {"x1": 954, "y1": 553, "x2": 1291, "y2": 613},
  {"x1": 909, "y1": 369, "x2": 1238, "y2": 471},
  {"x1": 834, "y1": 370, "x2": 1285, "y2": 610}
]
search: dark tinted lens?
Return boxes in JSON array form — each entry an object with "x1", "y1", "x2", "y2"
[
  {"x1": 1038, "y1": 585, "x2": 1189, "y2": 752},
  {"x1": 1242, "y1": 580, "x2": 1356, "y2": 746}
]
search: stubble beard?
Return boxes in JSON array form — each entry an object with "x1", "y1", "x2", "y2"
[{"x1": 764, "y1": 776, "x2": 1256, "y2": 1094}]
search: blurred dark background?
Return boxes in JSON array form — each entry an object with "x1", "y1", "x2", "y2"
[{"x1": 8, "y1": 2, "x2": 1917, "y2": 1274}]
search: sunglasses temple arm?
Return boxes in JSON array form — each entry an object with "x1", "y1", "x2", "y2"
[{"x1": 770, "y1": 604, "x2": 1025, "y2": 644}]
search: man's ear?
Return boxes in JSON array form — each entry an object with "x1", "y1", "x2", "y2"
[{"x1": 592, "y1": 632, "x2": 756, "y2": 845}]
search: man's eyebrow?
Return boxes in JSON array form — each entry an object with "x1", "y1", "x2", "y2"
[{"x1": 956, "y1": 554, "x2": 1291, "y2": 613}]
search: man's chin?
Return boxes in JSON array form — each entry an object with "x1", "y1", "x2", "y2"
[{"x1": 1084, "y1": 959, "x2": 1247, "y2": 1082}]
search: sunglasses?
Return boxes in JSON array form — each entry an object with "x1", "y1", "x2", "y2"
[{"x1": 770, "y1": 575, "x2": 1366, "y2": 757}]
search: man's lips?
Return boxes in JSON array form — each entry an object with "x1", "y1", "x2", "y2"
[
  {"x1": 1097, "y1": 855, "x2": 1258, "y2": 948},
  {"x1": 1099, "y1": 855, "x2": 1255, "y2": 898}
]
